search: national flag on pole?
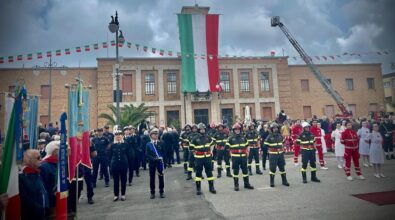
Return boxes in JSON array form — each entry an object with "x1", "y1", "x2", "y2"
[
  {"x1": 80, "y1": 89, "x2": 91, "y2": 168},
  {"x1": 17, "y1": 55, "x2": 23, "y2": 61},
  {"x1": 159, "y1": 49, "x2": 164, "y2": 56},
  {"x1": 56, "y1": 112, "x2": 68, "y2": 220},
  {"x1": 8, "y1": 56, "x2": 14, "y2": 63},
  {"x1": 94, "y1": 43, "x2": 99, "y2": 50},
  {"x1": 56, "y1": 50, "x2": 61, "y2": 56},
  {"x1": 76, "y1": 47, "x2": 82, "y2": 53},
  {"x1": 143, "y1": 46, "x2": 148, "y2": 52},
  {"x1": 168, "y1": 51, "x2": 173, "y2": 56},
  {"x1": 127, "y1": 42, "x2": 132, "y2": 48},
  {"x1": 27, "y1": 53, "x2": 33, "y2": 60},
  {"x1": 85, "y1": 45, "x2": 90, "y2": 52},
  {"x1": 47, "y1": 51, "x2": 52, "y2": 57},
  {"x1": 0, "y1": 85, "x2": 26, "y2": 220},
  {"x1": 65, "y1": 48, "x2": 71, "y2": 55},
  {"x1": 0, "y1": 57, "x2": 4, "y2": 63},
  {"x1": 37, "y1": 52, "x2": 43, "y2": 59},
  {"x1": 135, "y1": 44, "x2": 140, "y2": 50},
  {"x1": 111, "y1": 40, "x2": 116, "y2": 46},
  {"x1": 152, "y1": 48, "x2": 156, "y2": 54},
  {"x1": 178, "y1": 13, "x2": 220, "y2": 92},
  {"x1": 102, "y1": 42, "x2": 108, "y2": 48},
  {"x1": 67, "y1": 88, "x2": 79, "y2": 182}
]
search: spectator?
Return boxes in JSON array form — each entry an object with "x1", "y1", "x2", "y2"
[
  {"x1": 19, "y1": 149, "x2": 48, "y2": 220},
  {"x1": 46, "y1": 122, "x2": 56, "y2": 137}
]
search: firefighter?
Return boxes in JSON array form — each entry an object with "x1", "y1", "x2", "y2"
[
  {"x1": 190, "y1": 123, "x2": 216, "y2": 195},
  {"x1": 246, "y1": 123, "x2": 263, "y2": 175},
  {"x1": 296, "y1": 122, "x2": 321, "y2": 183},
  {"x1": 264, "y1": 123, "x2": 290, "y2": 187},
  {"x1": 291, "y1": 120, "x2": 303, "y2": 166},
  {"x1": 227, "y1": 123, "x2": 254, "y2": 191},
  {"x1": 212, "y1": 122, "x2": 230, "y2": 178},
  {"x1": 180, "y1": 124, "x2": 192, "y2": 174},
  {"x1": 186, "y1": 124, "x2": 199, "y2": 180}
]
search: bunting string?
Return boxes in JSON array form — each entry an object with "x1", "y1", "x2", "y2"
[{"x1": 0, "y1": 40, "x2": 393, "y2": 64}]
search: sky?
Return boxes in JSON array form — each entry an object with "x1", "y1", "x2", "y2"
[{"x1": 0, "y1": 0, "x2": 394, "y2": 74}]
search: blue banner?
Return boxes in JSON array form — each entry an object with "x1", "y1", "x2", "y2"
[
  {"x1": 14, "y1": 86, "x2": 27, "y2": 161},
  {"x1": 23, "y1": 95, "x2": 39, "y2": 149},
  {"x1": 59, "y1": 112, "x2": 68, "y2": 193}
]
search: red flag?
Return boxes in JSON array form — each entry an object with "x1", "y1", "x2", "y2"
[{"x1": 80, "y1": 89, "x2": 92, "y2": 168}]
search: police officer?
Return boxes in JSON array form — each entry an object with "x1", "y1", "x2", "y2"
[
  {"x1": 91, "y1": 128, "x2": 110, "y2": 187},
  {"x1": 146, "y1": 128, "x2": 166, "y2": 199},
  {"x1": 186, "y1": 124, "x2": 199, "y2": 180},
  {"x1": 212, "y1": 123, "x2": 231, "y2": 178},
  {"x1": 124, "y1": 126, "x2": 137, "y2": 186},
  {"x1": 110, "y1": 129, "x2": 129, "y2": 201},
  {"x1": 84, "y1": 143, "x2": 97, "y2": 204},
  {"x1": 190, "y1": 123, "x2": 216, "y2": 195},
  {"x1": 246, "y1": 123, "x2": 263, "y2": 175},
  {"x1": 264, "y1": 123, "x2": 290, "y2": 187},
  {"x1": 227, "y1": 123, "x2": 254, "y2": 191},
  {"x1": 180, "y1": 124, "x2": 192, "y2": 173},
  {"x1": 130, "y1": 126, "x2": 142, "y2": 176},
  {"x1": 296, "y1": 122, "x2": 321, "y2": 183}
]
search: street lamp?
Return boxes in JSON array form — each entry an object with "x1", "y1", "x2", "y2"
[
  {"x1": 33, "y1": 57, "x2": 67, "y2": 123},
  {"x1": 108, "y1": 10, "x2": 124, "y2": 126}
]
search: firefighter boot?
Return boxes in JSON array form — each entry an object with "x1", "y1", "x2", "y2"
[
  {"x1": 281, "y1": 173, "x2": 290, "y2": 186},
  {"x1": 270, "y1": 174, "x2": 275, "y2": 187},
  {"x1": 217, "y1": 168, "x2": 222, "y2": 178},
  {"x1": 248, "y1": 166, "x2": 253, "y2": 176},
  {"x1": 183, "y1": 163, "x2": 188, "y2": 173},
  {"x1": 233, "y1": 177, "x2": 239, "y2": 191},
  {"x1": 226, "y1": 167, "x2": 232, "y2": 177},
  {"x1": 196, "y1": 181, "x2": 202, "y2": 195},
  {"x1": 302, "y1": 172, "x2": 307, "y2": 184},
  {"x1": 243, "y1": 176, "x2": 254, "y2": 189},
  {"x1": 208, "y1": 180, "x2": 217, "y2": 194},
  {"x1": 186, "y1": 171, "x2": 192, "y2": 180},
  {"x1": 311, "y1": 171, "x2": 321, "y2": 182},
  {"x1": 256, "y1": 165, "x2": 263, "y2": 175}
]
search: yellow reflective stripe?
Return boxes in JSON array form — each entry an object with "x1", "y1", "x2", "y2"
[
  {"x1": 268, "y1": 151, "x2": 283, "y2": 154},
  {"x1": 194, "y1": 155, "x2": 211, "y2": 158},
  {"x1": 300, "y1": 141, "x2": 310, "y2": 144},
  {"x1": 269, "y1": 171, "x2": 275, "y2": 175},
  {"x1": 301, "y1": 168, "x2": 306, "y2": 172},
  {"x1": 206, "y1": 177, "x2": 215, "y2": 181},
  {"x1": 231, "y1": 154, "x2": 247, "y2": 157},
  {"x1": 279, "y1": 171, "x2": 286, "y2": 175},
  {"x1": 242, "y1": 174, "x2": 249, "y2": 177},
  {"x1": 217, "y1": 165, "x2": 222, "y2": 168},
  {"x1": 195, "y1": 177, "x2": 202, "y2": 182},
  {"x1": 311, "y1": 168, "x2": 317, "y2": 171},
  {"x1": 187, "y1": 167, "x2": 194, "y2": 172},
  {"x1": 225, "y1": 165, "x2": 230, "y2": 168},
  {"x1": 232, "y1": 174, "x2": 239, "y2": 178},
  {"x1": 247, "y1": 164, "x2": 252, "y2": 167}
]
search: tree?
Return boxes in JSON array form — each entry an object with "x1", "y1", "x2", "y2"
[{"x1": 98, "y1": 103, "x2": 155, "y2": 128}]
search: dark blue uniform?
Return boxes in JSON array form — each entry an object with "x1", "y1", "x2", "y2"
[
  {"x1": 146, "y1": 140, "x2": 165, "y2": 197},
  {"x1": 109, "y1": 142, "x2": 129, "y2": 197},
  {"x1": 91, "y1": 136, "x2": 110, "y2": 186},
  {"x1": 125, "y1": 134, "x2": 140, "y2": 184}
]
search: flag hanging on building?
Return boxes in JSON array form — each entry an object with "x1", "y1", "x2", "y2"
[
  {"x1": 178, "y1": 13, "x2": 220, "y2": 92},
  {"x1": 102, "y1": 42, "x2": 108, "y2": 48},
  {"x1": 0, "y1": 85, "x2": 26, "y2": 220},
  {"x1": 76, "y1": 47, "x2": 82, "y2": 53},
  {"x1": 56, "y1": 112, "x2": 68, "y2": 220},
  {"x1": 65, "y1": 49, "x2": 71, "y2": 55},
  {"x1": 47, "y1": 51, "x2": 52, "y2": 57},
  {"x1": 27, "y1": 54, "x2": 33, "y2": 60},
  {"x1": 37, "y1": 52, "x2": 43, "y2": 59},
  {"x1": 56, "y1": 50, "x2": 61, "y2": 56},
  {"x1": 17, "y1": 55, "x2": 23, "y2": 61}
]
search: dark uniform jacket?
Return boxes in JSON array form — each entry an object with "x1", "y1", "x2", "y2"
[
  {"x1": 91, "y1": 136, "x2": 110, "y2": 158},
  {"x1": 212, "y1": 130, "x2": 229, "y2": 149},
  {"x1": 161, "y1": 132, "x2": 174, "y2": 153},
  {"x1": 19, "y1": 167, "x2": 48, "y2": 220},
  {"x1": 187, "y1": 131, "x2": 199, "y2": 151},
  {"x1": 264, "y1": 133, "x2": 284, "y2": 152},
  {"x1": 125, "y1": 135, "x2": 139, "y2": 159},
  {"x1": 379, "y1": 122, "x2": 393, "y2": 145},
  {"x1": 245, "y1": 130, "x2": 259, "y2": 146},
  {"x1": 171, "y1": 131, "x2": 180, "y2": 150},
  {"x1": 296, "y1": 131, "x2": 315, "y2": 149},
  {"x1": 109, "y1": 142, "x2": 129, "y2": 171},
  {"x1": 40, "y1": 157, "x2": 57, "y2": 208},
  {"x1": 190, "y1": 133, "x2": 214, "y2": 156},
  {"x1": 259, "y1": 130, "x2": 270, "y2": 148},
  {"x1": 180, "y1": 131, "x2": 191, "y2": 146},
  {"x1": 226, "y1": 133, "x2": 248, "y2": 155},
  {"x1": 146, "y1": 140, "x2": 164, "y2": 163},
  {"x1": 103, "y1": 132, "x2": 115, "y2": 143}
]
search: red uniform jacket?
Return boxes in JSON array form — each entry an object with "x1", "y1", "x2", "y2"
[
  {"x1": 291, "y1": 124, "x2": 303, "y2": 139},
  {"x1": 340, "y1": 128, "x2": 359, "y2": 149},
  {"x1": 310, "y1": 126, "x2": 322, "y2": 145}
]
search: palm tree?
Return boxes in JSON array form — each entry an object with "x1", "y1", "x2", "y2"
[{"x1": 98, "y1": 103, "x2": 155, "y2": 128}]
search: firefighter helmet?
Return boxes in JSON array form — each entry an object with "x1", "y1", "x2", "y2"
[
  {"x1": 232, "y1": 123, "x2": 242, "y2": 130},
  {"x1": 197, "y1": 123, "x2": 206, "y2": 130},
  {"x1": 301, "y1": 122, "x2": 310, "y2": 128}
]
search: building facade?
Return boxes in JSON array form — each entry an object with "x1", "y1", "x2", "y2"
[
  {"x1": 0, "y1": 57, "x2": 385, "y2": 133},
  {"x1": 383, "y1": 72, "x2": 395, "y2": 113}
]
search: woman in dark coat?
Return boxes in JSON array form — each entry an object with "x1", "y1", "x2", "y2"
[{"x1": 110, "y1": 130, "x2": 129, "y2": 201}]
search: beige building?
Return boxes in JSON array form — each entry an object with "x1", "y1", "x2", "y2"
[
  {"x1": 0, "y1": 57, "x2": 385, "y2": 133},
  {"x1": 383, "y1": 72, "x2": 395, "y2": 113}
]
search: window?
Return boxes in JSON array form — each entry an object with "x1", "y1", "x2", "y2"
[
  {"x1": 301, "y1": 80, "x2": 309, "y2": 92},
  {"x1": 166, "y1": 110, "x2": 179, "y2": 128},
  {"x1": 8, "y1": 85, "x2": 15, "y2": 94},
  {"x1": 346, "y1": 79, "x2": 354, "y2": 90},
  {"x1": 348, "y1": 104, "x2": 356, "y2": 115},
  {"x1": 220, "y1": 71, "x2": 230, "y2": 92},
  {"x1": 122, "y1": 74, "x2": 132, "y2": 93},
  {"x1": 167, "y1": 73, "x2": 177, "y2": 94},
  {"x1": 145, "y1": 73, "x2": 155, "y2": 95},
  {"x1": 40, "y1": 115, "x2": 49, "y2": 127},
  {"x1": 392, "y1": 79, "x2": 395, "y2": 88},
  {"x1": 260, "y1": 72, "x2": 270, "y2": 91},
  {"x1": 384, "y1": 81, "x2": 391, "y2": 88},
  {"x1": 221, "y1": 108, "x2": 233, "y2": 126},
  {"x1": 367, "y1": 78, "x2": 375, "y2": 89},
  {"x1": 240, "y1": 72, "x2": 250, "y2": 92},
  {"x1": 147, "y1": 112, "x2": 156, "y2": 125},
  {"x1": 303, "y1": 106, "x2": 312, "y2": 119},
  {"x1": 40, "y1": 85, "x2": 50, "y2": 99},
  {"x1": 194, "y1": 109, "x2": 209, "y2": 125}
]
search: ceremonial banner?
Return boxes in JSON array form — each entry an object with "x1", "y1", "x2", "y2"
[
  {"x1": 23, "y1": 95, "x2": 39, "y2": 149},
  {"x1": 68, "y1": 90, "x2": 79, "y2": 182},
  {"x1": 56, "y1": 112, "x2": 68, "y2": 220},
  {"x1": 80, "y1": 89, "x2": 91, "y2": 168},
  {"x1": 178, "y1": 13, "x2": 220, "y2": 92}
]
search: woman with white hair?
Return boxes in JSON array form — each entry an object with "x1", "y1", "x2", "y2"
[{"x1": 331, "y1": 123, "x2": 345, "y2": 169}]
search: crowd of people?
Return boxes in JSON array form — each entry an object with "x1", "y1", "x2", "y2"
[{"x1": 0, "y1": 113, "x2": 394, "y2": 219}]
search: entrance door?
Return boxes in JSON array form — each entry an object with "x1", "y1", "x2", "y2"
[
  {"x1": 221, "y1": 108, "x2": 233, "y2": 127},
  {"x1": 194, "y1": 109, "x2": 209, "y2": 125},
  {"x1": 262, "y1": 107, "x2": 273, "y2": 121},
  {"x1": 166, "y1": 110, "x2": 180, "y2": 129},
  {"x1": 303, "y1": 106, "x2": 312, "y2": 119}
]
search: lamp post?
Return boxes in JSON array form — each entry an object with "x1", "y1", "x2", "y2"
[
  {"x1": 108, "y1": 11, "x2": 125, "y2": 126},
  {"x1": 216, "y1": 82, "x2": 224, "y2": 123},
  {"x1": 33, "y1": 57, "x2": 67, "y2": 124}
]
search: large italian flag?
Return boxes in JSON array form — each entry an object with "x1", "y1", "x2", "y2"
[{"x1": 178, "y1": 13, "x2": 220, "y2": 92}]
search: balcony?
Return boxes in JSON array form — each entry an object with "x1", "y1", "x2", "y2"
[{"x1": 190, "y1": 91, "x2": 212, "y2": 102}]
